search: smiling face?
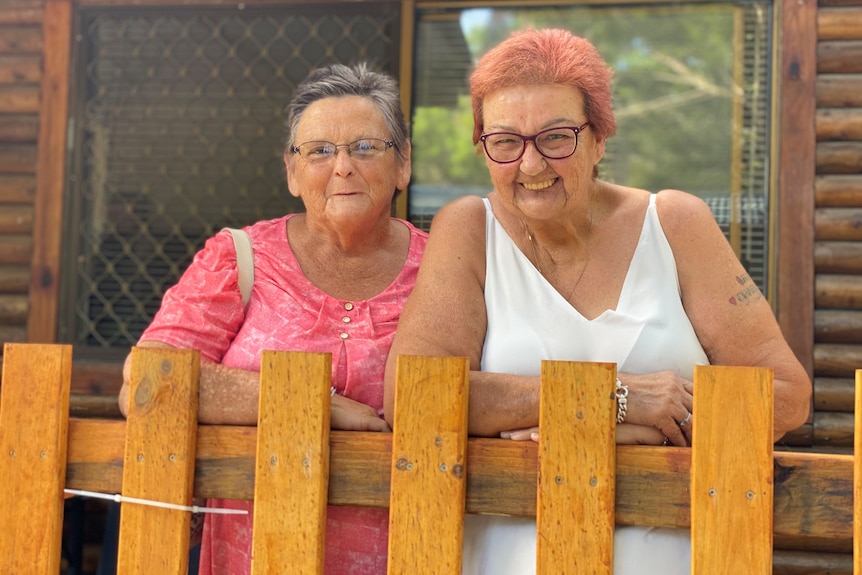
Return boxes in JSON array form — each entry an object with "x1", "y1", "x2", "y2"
[
  {"x1": 481, "y1": 83, "x2": 605, "y2": 222},
  {"x1": 285, "y1": 95, "x2": 411, "y2": 228}
]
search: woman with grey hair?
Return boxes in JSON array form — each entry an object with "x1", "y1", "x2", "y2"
[{"x1": 119, "y1": 62, "x2": 427, "y2": 574}]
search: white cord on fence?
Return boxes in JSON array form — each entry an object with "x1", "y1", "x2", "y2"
[{"x1": 64, "y1": 488, "x2": 248, "y2": 515}]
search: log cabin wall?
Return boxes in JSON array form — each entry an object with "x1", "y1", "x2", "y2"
[
  {"x1": 813, "y1": 0, "x2": 862, "y2": 451},
  {"x1": 0, "y1": 0, "x2": 859, "y2": 442},
  {"x1": 0, "y1": 1, "x2": 40, "y2": 347}
]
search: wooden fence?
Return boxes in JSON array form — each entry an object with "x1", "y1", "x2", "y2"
[{"x1": 0, "y1": 342, "x2": 859, "y2": 574}]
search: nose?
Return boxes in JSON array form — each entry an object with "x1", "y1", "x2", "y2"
[
  {"x1": 519, "y1": 140, "x2": 546, "y2": 176},
  {"x1": 331, "y1": 147, "x2": 355, "y2": 176}
]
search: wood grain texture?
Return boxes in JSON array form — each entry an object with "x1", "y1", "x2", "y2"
[
  {"x1": 815, "y1": 274, "x2": 862, "y2": 308},
  {"x1": 815, "y1": 241, "x2": 862, "y2": 273},
  {"x1": 855, "y1": 370, "x2": 861, "y2": 575},
  {"x1": 817, "y1": 108, "x2": 862, "y2": 141},
  {"x1": 27, "y1": 0, "x2": 71, "y2": 343},
  {"x1": 56, "y1": 426, "x2": 856, "y2": 552},
  {"x1": 691, "y1": 365, "x2": 774, "y2": 574},
  {"x1": 814, "y1": 343, "x2": 862, "y2": 376},
  {"x1": 817, "y1": 142, "x2": 862, "y2": 173},
  {"x1": 251, "y1": 351, "x2": 331, "y2": 575},
  {"x1": 814, "y1": 376, "x2": 855, "y2": 411},
  {"x1": 117, "y1": 346, "x2": 199, "y2": 574},
  {"x1": 388, "y1": 355, "x2": 468, "y2": 575},
  {"x1": 817, "y1": 7, "x2": 862, "y2": 39},
  {"x1": 816, "y1": 208, "x2": 862, "y2": 240},
  {"x1": 537, "y1": 360, "x2": 615, "y2": 574},
  {"x1": 777, "y1": 0, "x2": 817, "y2": 378},
  {"x1": 817, "y1": 41, "x2": 862, "y2": 73},
  {"x1": 816, "y1": 175, "x2": 862, "y2": 207},
  {"x1": 0, "y1": 343, "x2": 71, "y2": 574},
  {"x1": 815, "y1": 309, "x2": 862, "y2": 343},
  {"x1": 0, "y1": 115, "x2": 38, "y2": 143}
]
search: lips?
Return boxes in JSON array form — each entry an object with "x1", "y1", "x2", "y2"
[{"x1": 522, "y1": 179, "x2": 556, "y2": 191}]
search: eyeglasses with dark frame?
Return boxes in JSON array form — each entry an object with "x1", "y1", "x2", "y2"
[
  {"x1": 290, "y1": 138, "x2": 394, "y2": 164},
  {"x1": 480, "y1": 122, "x2": 591, "y2": 164}
]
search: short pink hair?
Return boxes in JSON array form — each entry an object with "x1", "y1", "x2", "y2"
[{"x1": 470, "y1": 28, "x2": 617, "y2": 145}]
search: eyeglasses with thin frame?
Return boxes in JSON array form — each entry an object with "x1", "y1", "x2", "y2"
[
  {"x1": 480, "y1": 122, "x2": 591, "y2": 164},
  {"x1": 289, "y1": 138, "x2": 394, "y2": 164}
]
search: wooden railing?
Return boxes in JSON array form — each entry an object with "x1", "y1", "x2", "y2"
[{"x1": 0, "y1": 343, "x2": 858, "y2": 573}]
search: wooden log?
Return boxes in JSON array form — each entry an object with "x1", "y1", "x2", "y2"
[
  {"x1": 0, "y1": 55, "x2": 40, "y2": 84},
  {"x1": 0, "y1": 115, "x2": 38, "y2": 143},
  {"x1": 815, "y1": 274, "x2": 862, "y2": 308},
  {"x1": 691, "y1": 365, "x2": 773, "y2": 574},
  {"x1": 0, "y1": 143, "x2": 36, "y2": 173},
  {"x1": 537, "y1": 361, "x2": 615, "y2": 574},
  {"x1": 0, "y1": 325, "x2": 25, "y2": 343},
  {"x1": 389, "y1": 355, "x2": 469, "y2": 575},
  {"x1": 251, "y1": 350, "x2": 331, "y2": 575},
  {"x1": 816, "y1": 108, "x2": 862, "y2": 141},
  {"x1": 815, "y1": 208, "x2": 862, "y2": 241},
  {"x1": 0, "y1": 204, "x2": 32, "y2": 234},
  {"x1": 815, "y1": 175, "x2": 862, "y2": 207},
  {"x1": 0, "y1": 174, "x2": 35, "y2": 202},
  {"x1": 0, "y1": 234, "x2": 32, "y2": 264},
  {"x1": 815, "y1": 241, "x2": 862, "y2": 273},
  {"x1": 61, "y1": 423, "x2": 856, "y2": 553},
  {"x1": 814, "y1": 376, "x2": 855, "y2": 412},
  {"x1": 816, "y1": 141, "x2": 862, "y2": 174},
  {"x1": 0, "y1": 85, "x2": 39, "y2": 114},
  {"x1": 817, "y1": 7, "x2": 862, "y2": 40},
  {"x1": 116, "y1": 347, "x2": 199, "y2": 573},
  {"x1": 817, "y1": 75, "x2": 862, "y2": 108},
  {"x1": 0, "y1": 6, "x2": 42, "y2": 25},
  {"x1": 0, "y1": 265, "x2": 28, "y2": 293},
  {"x1": 0, "y1": 294, "x2": 26, "y2": 324},
  {"x1": 0, "y1": 27, "x2": 41, "y2": 54},
  {"x1": 777, "y1": 423, "x2": 813, "y2": 447},
  {"x1": 814, "y1": 342, "x2": 862, "y2": 377},
  {"x1": 817, "y1": 41, "x2": 862, "y2": 74},
  {"x1": 69, "y1": 393, "x2": 123, "y2": 419},
  {"x1": 772, "y1": 549, "x2": 851, "y2": 574},
  {"x1": 813, "y1": 411, "x2": 854, "y2": 446},
  {"x1": 0, "y1": 343, "x2": 72, "y2": 574},
  {"x1": 814, "y1": 309, "x2": 862, "y2": 342}
]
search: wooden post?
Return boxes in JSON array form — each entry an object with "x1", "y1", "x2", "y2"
[
  {"x1": 117, "y1": 346, "x2": 200, "y2": 574},
  {"x1": 251, "y1": 351, "x2": 332, "y2": 575},
  {"x1": 0, "y1": 343, "x2": 72, "y2": 573},
  {"x1": 388, "y1": 355, "x2": 469, "y2": 575},
  {"x1": 690, "y1": 365, "x2": 774, "y2": 574},
  {"x1": 854, "y1": 369, "x2": 861, "y2": 575},
  {"x1": 537, "y1": 361, "x2": 617, "y2": 575}
]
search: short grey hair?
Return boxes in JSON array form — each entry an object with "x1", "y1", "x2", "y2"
[{"x1": 285, "y1": 63, "x2": 409, "y2": 162}]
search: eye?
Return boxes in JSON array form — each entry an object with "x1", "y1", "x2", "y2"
[
  {"x1": 305, "y1": 142, "x2": 335, "y2": 157},
  {"x1": 487, "y1": 134, "x2": 521, "y2": 148}
]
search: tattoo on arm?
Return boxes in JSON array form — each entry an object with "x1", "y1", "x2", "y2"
[{"x1": 728, "y1": 274, "x2": 762, "y2": 305}]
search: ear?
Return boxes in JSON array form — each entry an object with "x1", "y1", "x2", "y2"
[
  {"x1": 593, "y1": 137, "x2": 606, "y2": 165},
  {"x1": 395, "y1": 141, "x2": 412, "y2": 191},
  {"x1": 285, "y1": 152, "x2": 302, "y2": 199}
]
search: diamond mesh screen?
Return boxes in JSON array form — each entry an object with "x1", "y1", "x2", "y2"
[{"x1": 61, "y1": 5, "x2": 399, "y2": 350}]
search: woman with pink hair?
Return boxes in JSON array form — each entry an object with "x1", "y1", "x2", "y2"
[{"x1": 385, "y1": 28, "x2": 809, "y2": 574}]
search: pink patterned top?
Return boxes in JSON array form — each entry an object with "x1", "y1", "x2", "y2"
[{"x1": 140, "y1": 214, "x2": 428, "y2": 575}]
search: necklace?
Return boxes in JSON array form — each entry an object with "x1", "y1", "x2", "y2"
[{"x1": 522, "y1": 211, "x2": 593, "y2": 302}]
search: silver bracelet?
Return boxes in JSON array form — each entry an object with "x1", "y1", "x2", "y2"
[
  {"x1": 330, "y1": 386, "x2": 337, "y2": 397},
  {"x1": 615, "y1": 378, "x2": 628, "y2": 424}
]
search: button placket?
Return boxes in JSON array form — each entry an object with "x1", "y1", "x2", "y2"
[{"x1": 339, "y1": 302, "x2": 355, "y2": 339}]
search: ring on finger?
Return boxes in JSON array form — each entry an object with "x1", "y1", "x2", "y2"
[{"x1": 678, "y1": 412, "x2": 692, "y2": 427}]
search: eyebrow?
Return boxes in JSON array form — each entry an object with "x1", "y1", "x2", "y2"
[{"x1": 486, "y1": 117, "x2": 576, "y2": 133}]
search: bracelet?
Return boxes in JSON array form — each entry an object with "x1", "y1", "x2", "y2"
[
  {"x1": 615, "y1": 378, "x2": 628, "y2": 424},
  {"x1": 330, "y1": 386, "x2": 337, "y2": 397}
]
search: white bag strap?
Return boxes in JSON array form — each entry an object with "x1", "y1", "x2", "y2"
[{"x1": 224, "y1": 227, "x2": 254, "y2": 309}]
